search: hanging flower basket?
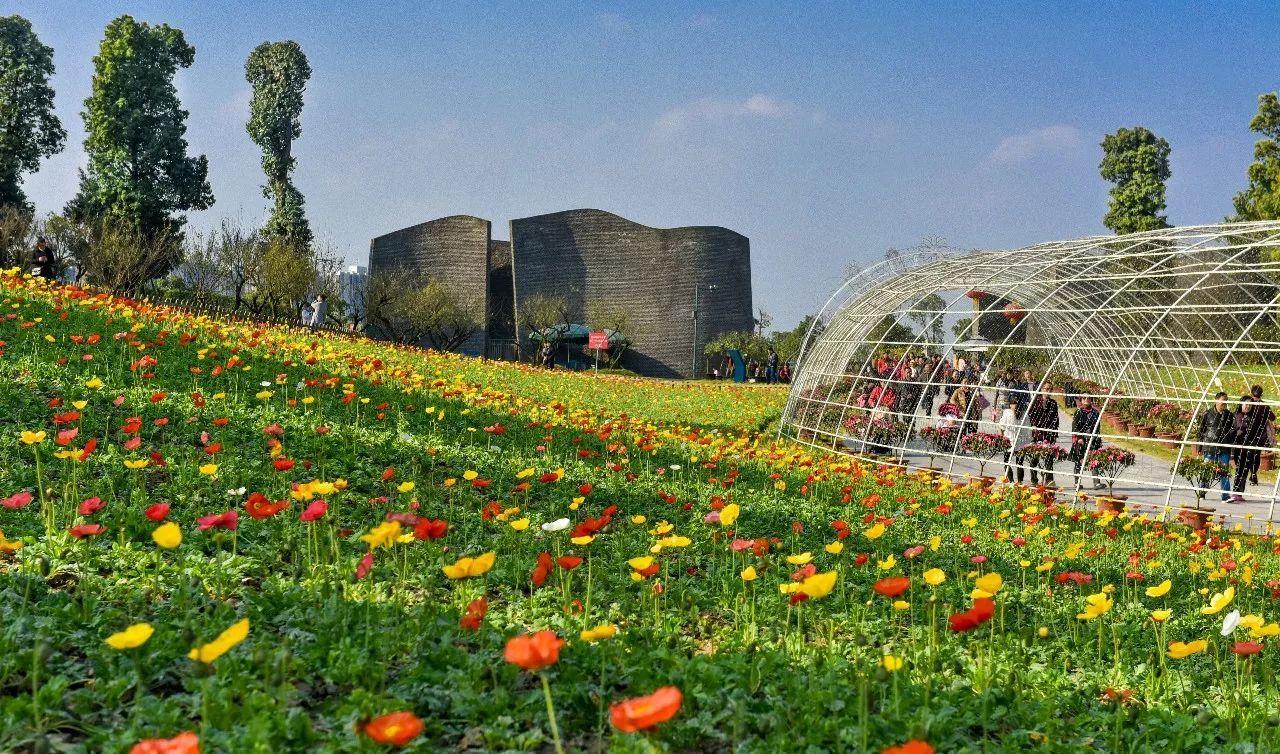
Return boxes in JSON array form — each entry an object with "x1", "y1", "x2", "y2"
[{"x1": 1003, "y1": 302, "x2": 1026, "y2": 323}]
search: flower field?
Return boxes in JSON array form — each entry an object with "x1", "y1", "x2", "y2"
[{"x1": 4, "y1": 272, "x2": 1280, "y2": 753}]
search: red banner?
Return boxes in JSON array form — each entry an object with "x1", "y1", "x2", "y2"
[{"x1": 588, "y1": 331, "x2": 610, "y2": 351}]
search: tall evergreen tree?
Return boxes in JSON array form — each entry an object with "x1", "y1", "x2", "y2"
[
  {"x1": 1099, "y1": 126, "x2": 1171, "y2": 234},
  {"x1": 68, "y1": 15, "x2": 213, "y2": 273},
  {"x1": 245, "y1": 40, "x2": 312, "y2": 246},
  {"x1": 1232, "y1": 92, "x2": 1280, "y2": 221},
  {"x1": 0, "y1": 15, "x2": 65, "y2": 211}
]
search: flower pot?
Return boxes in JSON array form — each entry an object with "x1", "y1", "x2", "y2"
[
  {"x1": 1114, "y1": 420, "x2": 1130, "y2": 433},
  {"x1": 1262, "y1": 452, "x2": 1276, "y2": 472},
  {"x1": 1156, "y1": 431, "x2": 1180, "y2": 441},
  {"x1": 1135, "y1": 425, "x2": 1155, "y2": 439},
  {"x1": 1096, "y1": 496, "x2": 1126, "y2": 513},
  {"x1": 1178, "y1": 507, "x2": 1213, "y2": 532}
]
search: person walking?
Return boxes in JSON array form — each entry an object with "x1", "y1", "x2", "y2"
[
  {"x1": 1232, "y1": 395, "x2": 1269, "y2": 502},
  {"x1": 1027, "y1": 392, "x2": 1060, "y2": 485},
  {"x1": 1196, "y1": 391, "x2": 1235, "y2": 504},
  {"x1": 1070, "y1": 395, "x2": 1103, "y2": 491},
  {"x1": 998, "y1": 397, "x2": 1024, "y2": 483},
  {"x1": 540, "y1": 340, "x2": 555, "y2": 369},
  {"x1": 305, "y1": 294, "x2": 328, "y2": 327},
  {"x1": 1248, "y1": 385, "x2": 1275, "y2": 485},
  {"x1": 765, "y1": 348, "x2": 780, "y2": 384}
]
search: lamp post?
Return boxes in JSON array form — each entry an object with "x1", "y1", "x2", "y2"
[{"x1": 691, "y1": 284, "x2": 718, "y2": 379}]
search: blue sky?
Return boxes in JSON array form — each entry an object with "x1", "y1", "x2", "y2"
[{"x1": 13, "y1": 1, "x2": 1280, "y2": 326}]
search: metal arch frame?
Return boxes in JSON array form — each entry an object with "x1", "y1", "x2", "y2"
[{"x1": 781, "y1": 221, "x2": 1280, "y2": 521}]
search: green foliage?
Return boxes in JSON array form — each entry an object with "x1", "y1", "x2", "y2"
[
  {"x1": 1232, "y1": 92, "x2": 1280, "y2": 221},
  {"x1": 245, "y1": 41, "x2": 312, "y2": 247},
  {"x1": 1100, "y1": 126, "x2": 1171, "y2": 234},
  {"x1": 68, "y1": 14, "x2": 213, "y2": 275},
  {"x1": 0, "y1": 15, "x2": 65, "y2": 211}
]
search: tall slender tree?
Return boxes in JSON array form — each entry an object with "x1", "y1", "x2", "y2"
[
  {"x1": 68, "y1": 15, "x2": 213, "y2": 276},
  {"x1": 1232, "y1": 92, "x2": 1280, "y2": 221},
  {"x1": 245, "y1": 41, "x2": 311, "y2": 247},
  {"x1": 0, "y1": 15, "x2": 65, "y2": 211},
  {"x1": 1099, "y1": 126, "x2": 1171, "y2": 234}
]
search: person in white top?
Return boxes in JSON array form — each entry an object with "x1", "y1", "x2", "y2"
[{"x1": 997, "y1": 398, "x2": 1024, "y2": 483}]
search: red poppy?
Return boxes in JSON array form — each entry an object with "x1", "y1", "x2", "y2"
[
  {"x1": 882, "y1": 741, "x2": 934, "y2": 754},
  {"x1": 79, "y1": 497, "x2": 106, "y2": 516},
  {"x1": 55, "y1": 428, "x2": 79, "y2": 446},
  {"x1": 557, "y1": 556, "x2": 583, "y2": 571},
  {"x1": 460, "y1": 597, "x2": 488, "y2": 630},
  {"x1": 609, "y1": 686, "x2": 683, "y2": 732},
  {"x1": 78, "y1": 437, "x2": 98, "y2": 461},
  {"x1": 355, "y1": 551, "x2": 374, "y2": 581},
  {"x1": 363, "y1": 711, "x2": 424, "y2": 746},
  {"x1": 123, "y1": 436, "x2": 142, "y2": 451},
  {"x1": 873, "y1": 576, "x2": 910, "y2": 598},
  {"x1": 129, "y1": 731, "x2": 200, "y2": 754},
  {"x1": 790, "y1": 563, "x2": 817, "y2": 581},
  {"x1": 381, "y1": 467, "x2": 396, "y2": 481},
  {"x1": 3, "y1": 491, "x2": 33, "y2": 509},
  {"x1": 503, "y1": 630, "x2": 563, "y2": 671},
  {"x1": 69, "y1": 523, "x2": 107, "y2": 538},
  {"x1": 1232, "y1": 641, "x2": 1264, "y2": 656},
  {"x1": 270, "y1": 457, "x2": 294, "y2": 472},
  {"x1": 145, "y1": 502, "x2": 171, "y2": 522},
  {"x1": 413, "y1": 518, "x2": 448, "y2": 540},
  {"x1": 532, "y1": 551, "x2": 554, "y2": 587},
  {"x1": 300, "y1": 500, "x2": 328, "y2": 522},
  {"x1": 948, "y1": 598, "x2": 996, "y2": 632},
  {"x1": 52, "y1": 411, "x2": 81, "y2": 425},
  {"x1": 197, "y1": 510, "x2": 238, "y2": 531},
  {"x1": 203, "y1": 442, "x2": 221, "y2": 455},
  {"x1": 244, "y1": 493, "x2": 288, "y2": 519},
  {"x1": 538, "y1": 472, "x2": 560, "y2": 484}
]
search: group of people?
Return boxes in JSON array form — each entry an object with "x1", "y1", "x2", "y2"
[
  {"x1": 849, "y1": 352, "x2": 1124, "y2": 492},
  {"x1": 1196, "y1": 386, "x2": 1277, "y2": 502},
  {"x1": 713, "y1": 348, "x2": 791, "y2": 383}
]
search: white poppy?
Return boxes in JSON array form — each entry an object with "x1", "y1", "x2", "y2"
[
  {"x1": 226, "y1": 487, "x2": 247, "y2": 497},
  {"x1": 542, "y1": 518, "x2": 571, "y2": 532},
  {"x1": 1222, "y1": 609, "x2": 1242, "y2": 636}
]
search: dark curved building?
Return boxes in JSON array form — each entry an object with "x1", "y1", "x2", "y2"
[
  {"x1": 368, "y1": 209, "x2": 752, "y2": 377},
  {"x1": 367, "y1": 214, "x2": 498, "y2": 355},
  {"x1": 510, "y1": 209, "x2": 752, "y2": 378}
]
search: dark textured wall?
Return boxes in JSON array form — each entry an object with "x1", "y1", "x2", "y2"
[
  {"x1": 510, "y1": 209, "x2": 752, "y2": 378},
  {"x1": 487, "y1": 240, "x2": 515, "y2": 343},
  {"x1": 368, "y1": 215, "x2": 491, "y2": 355}
]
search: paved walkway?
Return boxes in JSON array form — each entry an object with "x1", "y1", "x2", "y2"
[{"x1": 844, "y1": 399, "x2": 1280, "y2": 527}]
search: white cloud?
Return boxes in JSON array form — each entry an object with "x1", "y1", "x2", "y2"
[
  {"x1": 985, "y1": 125, "x2": 1084, "y2": 166},
  {"x1": 651, "y1": 94, "x2": 794, "y2": 138}
]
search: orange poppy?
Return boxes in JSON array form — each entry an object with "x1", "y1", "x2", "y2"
[
  {"x1": 873, "y1": 576, "x2": 910, "y2": 598},
  {"x1": 883, "y1": 741, "x2": 934, "y2": 754},
  {"x1": 363, "y1": 711, "x2": 424, "y2": 746},
  {"x1": 609, "y1": 686, "x2": 683, "y2": 732},
  {"x1": 503, "y1": 630, "x2": 563, "y2": 671},
  {"x1": 129, "y1": 731, "x2": 200, "y2": 754}
]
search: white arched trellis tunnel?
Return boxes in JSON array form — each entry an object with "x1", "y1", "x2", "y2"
[{"x1": 781, "y1": 222, "x2": 1280, "y2": 525}]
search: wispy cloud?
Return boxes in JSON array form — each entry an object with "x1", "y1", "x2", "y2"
[
  {"x1": 985, "y1": 125, "x2": 1084, "y2": 166},
  {"x1": 651, "y1": 94, "x2": 794, "y2": 138}
]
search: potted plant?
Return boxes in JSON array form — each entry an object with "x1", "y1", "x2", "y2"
[
  {"x1": 1173, "y1": 455, "x2": 1227, "y2": 531},
  {"x1": 1016, "y1": 441, "x2": 1067, "y2": 487},
  {"x1": 960, "y1": 431, "x2": 1012, "y2": 487},
  {"x1": 919, "y1": 424, "x2": 958, "y2": 471},
  {"x1": 867, "y1": 416, "x2": 911, "y2": 460},
  {"x1": 1084, "y1": 445, "x2": 1136, "y2": 511}
]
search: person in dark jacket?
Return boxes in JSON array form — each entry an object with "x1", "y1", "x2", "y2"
[
  {"x1": 765, "y1": 348, "x2": 780, "y2": 384},
  {"x1": 1197, "y1": 391, "x2": 1235, "y2": 503},
  {"x1": 1070, "y1": 395, "x2": 1103, "y2": 491},
  {"x1": 32, "y1": 236, "x2": 57, "y2": 280},
  {"x1": 1248, "y1": 385, "x2": 1275, "y2": 485},
  {"x1": 1026, "y1": 392, "x2": 1060, "y2": 485},
  {"x1": 1232, "y1": 395, "x2": 1269, "y2": 501}
]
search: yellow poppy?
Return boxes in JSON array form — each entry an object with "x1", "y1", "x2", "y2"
[
  {"x1": 441, "y1": 552, "x2": 496, "y2": 579},
  {"x1": 199, "y1": 463, "x2": 218, "y2": 476},
  {"x1": 877, "y1": 555, "x2": 897, "y2": 571},
  {"x1": 360, "y1": 521, "x2": 402, "y2": 550},
  {"x1": 864, "y1": 522, "x2": 886, "y2": 540},
  {"x1": 124, "y1": 459, "x2": 149, "y2": 470},
  {"x1": 152, "y1": 522, "x2": 182, "y2": 549},
  {"x1": 396, "y1": 481, "x2": 415, "y2": 493},
  {"x1": 509, "y1": 518, "x2": 530, "y2": 531},
  {"x1": 923, "y1": 568, "x2": 946, "y2": 587},
  {"x1": 19, "y1": 430, "x2": 46, "y2": 445},
  {"x1": 1202, "y1": 586, "x2": 1235, "y2": 615},
  {"x1": 974, "y1": 572, "x2": 1003, "y2": 595},
  {"x1": 1151, "y1": 609, "x2": 1172, "y2": 623},
  {"x1": 786, "y1": 552, "x2": 813, "y2": 565},
  {"x1": 825, "y1": 541, "x2": 844, "y2": 555},
  {"x1": 580, "y1": 624, "x2": 618, "y2": 642},
  {"x1": 105, "y1": 623, "x2": 154, "y2": 650},
  {"x1": 627, "y1": 556, "x2": 655, "y2": 571},
  {"x1": 1167, "y1": 639, "x2": 1207, "y2": 659},
  {"x1": 1145, "y1": 580, "x2": 1171, "y2": 598},
  {"x1": 880, "y1": 655, "x2": 904, "y2": 672},
  {"x1": 740, "y1": 566, "x2": 758, "y2": 581},
  {"x1": 1077, "y1": 592, "x2": 1113, "y2": 620},
  {"x1": 799, "y1": 571, "x2": 838, "y2": 599},
  {"x1": 188, "y1": 619, "x2": 250, "y2": 663},
  {"x1": 719, "y1": 504, "x2": 740, "y2": 527}
]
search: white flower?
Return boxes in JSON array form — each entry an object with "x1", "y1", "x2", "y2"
[
  {"x1": 541, "y1": 518, "x2": 571, "y2": 532},
  {"x1": 296, "y1": 381, "x2": 306, "y2": 390},
  {"x1": 260, "y1": 381, "x2": 272, "y2": 387},
  {"x1": 1222, "y1": 609, "x2": 1242, "y2": 636},
  {"x1": 668, "y1": 464, "x2": 682, "y2": 471},
  {"x1": 226, "y1": 487, "x2": 247, "y2": 497}
]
